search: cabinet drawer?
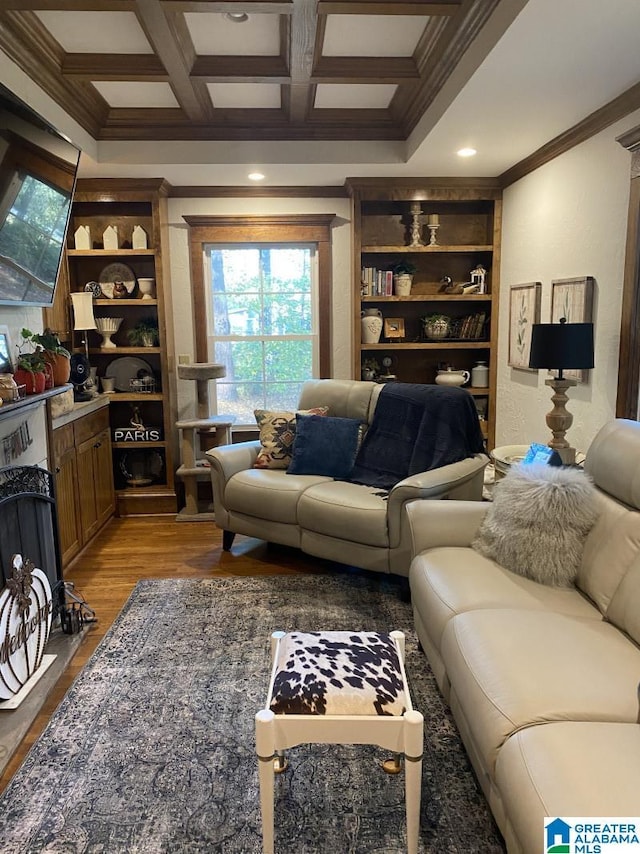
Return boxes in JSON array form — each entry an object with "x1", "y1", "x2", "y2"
[
  {"x1": 52, "y1": 422, "x2": 75, "y2": 461},
  {"x1": 74, "y1": 406, "x2": 109, "y2": 445}
]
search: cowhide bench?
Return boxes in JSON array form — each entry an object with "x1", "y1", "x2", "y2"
[{"x1": 255, "y1": 630, "x2": 424, "y2": 854}]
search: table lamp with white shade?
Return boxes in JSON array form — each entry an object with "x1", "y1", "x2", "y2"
[{"x1": 70, "y1": 291, "x2": 98, "y2": 397}]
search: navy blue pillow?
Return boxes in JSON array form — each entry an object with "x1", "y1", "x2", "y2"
[{"x1": 287, "y1": 413, "x2": 363, "y2": 478}]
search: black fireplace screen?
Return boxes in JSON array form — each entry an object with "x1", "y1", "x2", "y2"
[{"x1": 0, "y1": 465, "x2": 64, "y2": 610}]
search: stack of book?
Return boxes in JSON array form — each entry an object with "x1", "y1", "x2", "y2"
[
  {"x1": 449, "y1": 312, "x2": 487, "y2": 340},
  {"x1": 361, "y1": 267, "x2": 393, "y2": 296}
]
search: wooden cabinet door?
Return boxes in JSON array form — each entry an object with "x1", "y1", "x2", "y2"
[
  {"x1": 51, "y1": 422, "x2": 82, "y2": 566},
  {"x1": 93, "y1": 427, "x2": 115, "y2": 527},
  {"x1": 77, "y1": 434, "x2": 100, "y2": 543},
  {"x1": 54, "y1": 446, "x2": 82, "y2": 566}
]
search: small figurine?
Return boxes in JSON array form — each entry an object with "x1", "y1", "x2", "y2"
[
  {"x1": 438, "y1": 275, "x2": 464, "y2": 295},
  {"x1": 469, "y1": 264, "x2": 487, "y2": 293},
  {"x1": 112, "y1": 281, "x2": 128, "y2": 299},
  {"x1": 130, "y1": 405, "x2": 145, "y2": 431}
]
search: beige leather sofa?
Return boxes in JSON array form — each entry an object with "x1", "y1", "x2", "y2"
[
  {"x1": 206, "y1": 379, "x2": 488, "y2": 576},
  {"x1": 407, "y1": 418, "x2": 640, "y2": 853}
]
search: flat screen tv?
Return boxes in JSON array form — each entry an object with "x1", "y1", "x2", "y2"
[{"x1": 0, "y1": 83, "x2": 80, "y2": 307}]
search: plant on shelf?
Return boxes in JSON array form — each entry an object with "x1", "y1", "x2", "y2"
[
  {"x1": 392, "y1": 260, "x2": 417, "y2": 277},
  {"x1": 14, "y1": 329, "x2": 48, "y2": 394},
  {"x1": 392, "y1": 260, "x2": 417, "y2": 297},
  {"x1": 361, "y1": 356, "x2": 380, "y2": 381},
  {"x1": 128, "y1": 317, "x2": 159, "y2": 348},
  {"x1": 421, "y1": 313, "x2": 451, "y2": 341},
  {"x1": 23, "y1": 328, "x2": 71, "y2": 385}
]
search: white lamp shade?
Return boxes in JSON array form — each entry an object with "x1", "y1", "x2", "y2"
[{"x1": 71, "y1": 291, "x2": 97, "y2": 330}]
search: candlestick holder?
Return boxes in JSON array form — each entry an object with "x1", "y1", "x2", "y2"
[
  {"x1": 409, "y1": 202, "x2": 424, "y2": 248},
  {"x1": 427, "y1": 224, "x2": 439, "y2": 246}
]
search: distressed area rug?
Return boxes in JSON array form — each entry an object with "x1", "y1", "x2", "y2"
[{"x1": 0, "y1": 574, "x2": 505, "y2": 853}]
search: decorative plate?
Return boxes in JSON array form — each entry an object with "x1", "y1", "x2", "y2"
[
  {"x1": 84, "y1": 281, "x2": 102, "y2": 297},
  {"x1": 99, "y1": 263, "x2": 136, "y2": 299},
  {"x1": 104, "y1": 356, "x2": 154, "y2": 392}
]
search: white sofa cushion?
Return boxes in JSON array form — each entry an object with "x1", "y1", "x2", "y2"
[
  {"x1": 578, "y1": 490, "x2": 640, "y2": 615},
  {"x1": 224, "y1": 469, "x2": 328, "y2": 524},
  {"x1": 297, "y1": 481, "x2": 389, "y2": 547},
  {"x1": 410, "y1": 547, "x2": 601, "y2": 653},
  {"x1": 441, "y1": 609, "x2": 640, "y2": 775},
  {"x1": 496, "y1": 722, "x2": 640, "y2": 854}
]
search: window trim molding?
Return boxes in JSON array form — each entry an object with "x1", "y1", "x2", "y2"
[{"x1": 184, "y1": 214, "x2": 334, "y2": 378}]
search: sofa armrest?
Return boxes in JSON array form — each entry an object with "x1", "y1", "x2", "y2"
[
  {"x1": 385, "y1": 454, "x2": 488, "y2": 547},
  {"x1": 206, "y1": 440, "x2": 260, "y2": 506},
  {"x1": 406, "y1": 499, "x2": 490, "y2": 556}
]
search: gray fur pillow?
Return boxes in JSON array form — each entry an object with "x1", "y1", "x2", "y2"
[{"x1": 472, "y1": 463, "x2": 599, "y2": 587}]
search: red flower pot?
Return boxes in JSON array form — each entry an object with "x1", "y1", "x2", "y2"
[{"x1": 14, "y1": 368, "x2": 46, "y2": 394}]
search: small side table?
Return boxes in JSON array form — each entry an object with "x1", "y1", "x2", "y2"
[{"x1": 491, "y1": 444, "x2": 530, "y2": 482}]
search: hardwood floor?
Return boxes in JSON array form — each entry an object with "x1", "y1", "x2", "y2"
[{"x1": 0, "y1": 516, "x2": 335, "y2": 793}]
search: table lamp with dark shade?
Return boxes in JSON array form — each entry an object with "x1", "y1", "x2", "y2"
[{"x1": 529, "y1": 317, "x2": 594, "y2": 465}]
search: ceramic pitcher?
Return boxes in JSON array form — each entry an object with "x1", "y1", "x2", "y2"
[
  {"x1": 361, "y1": 308, "x2": 383, "y2": 344},
  {"x1": 435, "y1": 368, "x2": 470, "y2": 387}
]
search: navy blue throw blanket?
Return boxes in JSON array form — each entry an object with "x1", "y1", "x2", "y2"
[{"x1": 349, "y1": 383, "x2": 486, "y2": 490}]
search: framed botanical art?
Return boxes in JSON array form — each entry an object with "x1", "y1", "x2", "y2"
[
  {"x1": 508, "y1": 282, "x2": 541, "y2": 370},
  {"x1": 551, "y1": 276, "x2": 594, "y2": 382}
]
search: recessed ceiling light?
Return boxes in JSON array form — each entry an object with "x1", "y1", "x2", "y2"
[
  {"x1": 226, "y1": 12, "x2": 249, "y2": 23},
  {"x1": 457, "y1": 147, "x2": 477, "y2": 158},
  {"x1": 248, "y1": 172, "x2": 265, "y2": 182}
]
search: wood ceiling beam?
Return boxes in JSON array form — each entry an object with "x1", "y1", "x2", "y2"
[
  {"x1": 162, "y1": 2, "x2": 292, "y2": 11},
  {"x1": 393, "y1": 0, "x2": 501, "y2": 133},
  {"x1": 191, "y1": 55, "x2": 289, "y2": 82},
  {"x1": 62, "y1": 54, "x2": 168, "y2": 80},
  {"x1": 134, "y1": 0, "x2": 210, "y2": 121},
  {"x1": 2, "y1": 1, "x2": 136, "y2": 9},
  {"x1": 317, "y1": 1, "x2": 461, "y2": 14},
  {"x1": 0, "y1": 9, "x2": 107, "y2": 136},
  {"x1": 284, "y1": 0, "x2": 316, "y2": 123},
  {"x1": 313, "y1": 57, "x2": 418, "y2": 83}
]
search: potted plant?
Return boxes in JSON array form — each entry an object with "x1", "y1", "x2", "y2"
[
  {"x1": 128, "y1": 317, "x2": 159, "y2": 348},
  {"x1": 421, "y1": 313, "x2": 451, "y2": 340},
  {"x1": 14, "y1": 330, "x2": 48, "y2": 394},
  {"x1": 27, "y1": 328, "x2": 71, "y2": 386},
  {"x1": 392, "y1": 260, "x2": 417, "y2": 296}
]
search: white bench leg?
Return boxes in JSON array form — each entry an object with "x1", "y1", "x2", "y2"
[
  {"x1": 256, "y1": 709, "x2": 276, "y2": 854},
  {"x1": 403, "y1": 709, "x2": 424, "y2": 854}
]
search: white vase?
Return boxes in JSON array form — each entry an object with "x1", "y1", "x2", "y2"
[
  {"x1": 361, "y1": 309, "x2": 383, "y2": 344},
  {"x1": 393, "y1": 274, "x2": 412, "y2": 297},
  {"x1": 138, "y1": 277, "x2": 156, "y2": 300}
]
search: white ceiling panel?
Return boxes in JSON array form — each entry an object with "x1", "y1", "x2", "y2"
[
  {"x1": 35, "y1": 11, "x2": 152, "y2": 54},
  {"x1": 323, "y1": 15, "x2": 425, "y2": 57},
  {"x1": 315, "y1": 84, "x2": 397, "y2": 109},
  {"x1": 185, "y1": 13, "x2": 280, "y2": 56},
  {"x1": 207, "y1": 83, "x2": 281, "y2": 109},
  {"x1": 92, "y1": 82, "x2": 179, "y2": 109}
]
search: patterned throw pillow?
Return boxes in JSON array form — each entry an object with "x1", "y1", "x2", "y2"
[{"x1": 253, "y1": 407, "x2": 329, "y2": 469}]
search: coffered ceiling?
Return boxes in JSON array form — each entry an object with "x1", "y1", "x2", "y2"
[
  {"x1": 1, "y1": 0, "x2": 640, "y2": 187},
  {"x1": 0, "y1": 1, "x2": 503, "y2": 143}
]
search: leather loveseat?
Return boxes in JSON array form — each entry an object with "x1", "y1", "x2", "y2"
[
  {"x1": 407, "y1": 418, "x2": 640, "y2": 853},
  {"x1": 206, "y1": 379, "x2": 488, "y2": 577}
]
